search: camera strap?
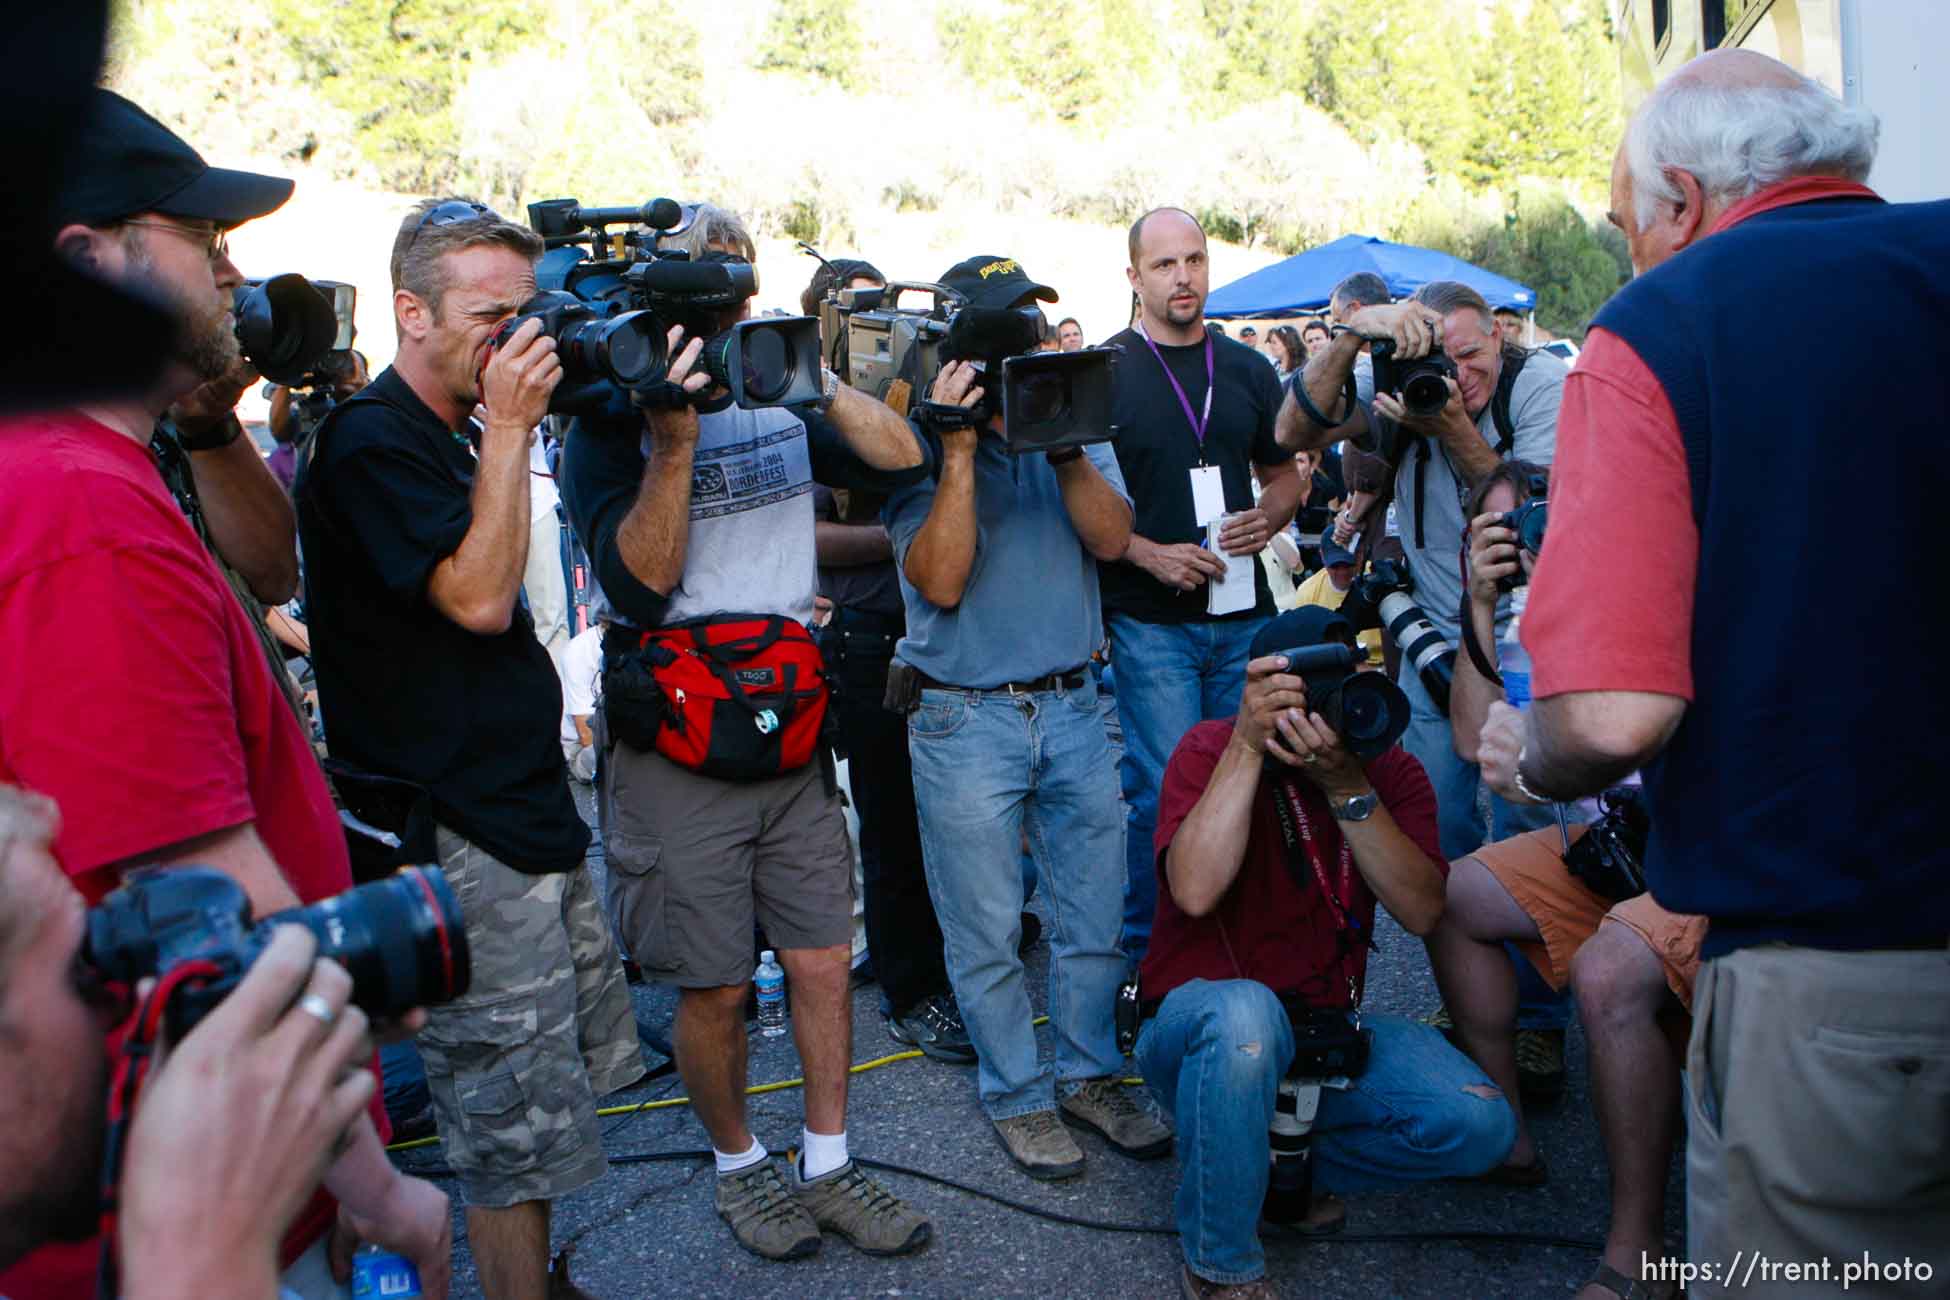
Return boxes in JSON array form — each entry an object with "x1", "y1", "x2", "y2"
[
  {"x1": 1271, "y1": 777, "x2": 1368, "y2": 1009},
  {"x1": 95, "y1": 957, "x2": 225, "y2": 1300}
]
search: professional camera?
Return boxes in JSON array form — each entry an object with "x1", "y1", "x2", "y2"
[
  {"x1": 83, "y1": 864, "x2": 470, "y2": 1041},
  {"x1": 809, "y1": 262, "x2": 1119, "y2": 454},
  {"x1": 234, "y1": 274, "x2": 348, "y2": 386},
  {"x1": 502, "y1": 197, "x2": 822, "y2": 414},
  {"x1": 1337, "y1": 557, "x2": 1457, "y2": 714},
  {"x1": 1369, "y1": 336, "x2": 1458, "y2": 419},
  {"x1": 1276, "y1": 643, "x2": 1409, "y2": 759},
  {"x1": 275, "y1": 282, "x2": 361, "y2": 440},
  {"x1": 1264, "y1": 1007, "x2": 1371, "y2": 1226},
  {"x1": 1495, "y1": 475, "x2": 1549, "y2": 593}
]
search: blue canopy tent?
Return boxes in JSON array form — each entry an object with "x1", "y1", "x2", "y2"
[{"x1": 1205, "y1": 234, "x2": 1536, "y2": 317}]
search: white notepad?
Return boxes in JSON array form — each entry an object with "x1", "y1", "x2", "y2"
[{"x1": 1206, "y1": 518, "x2": 1258, "y2": 616}]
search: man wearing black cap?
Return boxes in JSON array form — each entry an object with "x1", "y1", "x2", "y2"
[
  {"x1": 889, "y1": 254, "x2": 1172, "y2": 1180},
  {"x1": 1105, "y1": 207, "x2": 1304, "y2": 967},
  {"x1": 1134, "y1": 607, "x2": 1514, "y2": 1299},
  {"x1": 0, "y1": 89, "x2": 452, "y2": 1300}
]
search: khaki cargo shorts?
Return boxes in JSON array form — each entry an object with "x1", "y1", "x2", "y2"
[{"x1": 415, "y1": 828, "x2": 641, "y2": 1208}]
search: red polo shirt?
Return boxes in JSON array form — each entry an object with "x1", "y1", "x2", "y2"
[
  {"x1": 1140, "y1": 720, "x2": 1442, "y2": 1009},
  {"x1": 0, "y1": 410, "x2": 374, "y2": 1296}
]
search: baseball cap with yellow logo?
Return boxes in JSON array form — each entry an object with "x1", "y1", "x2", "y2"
[{"x1": 937, "y1": 254, "x2": 1060, "y2": 311}]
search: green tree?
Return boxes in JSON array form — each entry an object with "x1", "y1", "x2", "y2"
[
  {"x1": 1201, "y1": 0, "x2": 1309, "y2": 100},
  {"x1": 758, "y1": 0, "x2": 863, "y2": 88},
  {"x1": 268, "y1": 0, "x2": 544, "y2": 193},
  {"x1": 1300, "y1": 0, "x2": 1478, "y2": 181},
  {"x1": 938, "y1": 0, "x2": 1151, "y2": 124},
  {"x1": 1465, "y1": 0, "x2": 1619, "y2": 192}
]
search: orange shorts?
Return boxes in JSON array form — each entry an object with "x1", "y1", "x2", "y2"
[{"x1": 1467, "y1": 827, "x2": 1709, "y2": 1010}]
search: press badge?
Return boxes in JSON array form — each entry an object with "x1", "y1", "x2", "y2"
[{"x1": 1189, "y1": 465, "x2": 1226, "y2": 525}]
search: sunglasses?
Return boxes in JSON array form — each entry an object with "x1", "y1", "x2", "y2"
[
  {"x1": 406, "y1": 199, "x2": 492, "y2": 252},
  {"x1": 122, "y1": 218, "x2": 229, "y2": 263}
]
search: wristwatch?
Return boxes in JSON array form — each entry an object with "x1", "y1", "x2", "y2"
[
  {"x1": 1328, "y1": 790, "x2": 1378, "y2": 821},
  {"x1": 174, "y1": 413, "x2": 244, "y2": 452},
  {"x1": 815, "y1": 367, "x2": 841, "y2": 415}
]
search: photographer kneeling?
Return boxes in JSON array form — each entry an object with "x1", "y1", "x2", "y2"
[
  {"x1": 1422, "y1": 463, "x2": 1704, "y2": 1300},
  {"x1": 1135, "y1": 607, "x2": 1513, "y2": 1300}
]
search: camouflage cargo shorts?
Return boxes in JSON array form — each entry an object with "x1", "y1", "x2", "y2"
[{"x1": 415, "y1": 828, "x2": 642, "y2": 1209}]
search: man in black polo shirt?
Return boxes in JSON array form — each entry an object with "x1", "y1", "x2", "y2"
[
  {"x1": 1105, "y1": 206, "x2": 1304, "y2": 962},
  {"x1": 296, "y1": 198, "x2": 639, "y2": 1300}
]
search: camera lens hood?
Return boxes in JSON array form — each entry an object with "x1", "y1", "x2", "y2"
[{"x1": 234, "y1": 273, "x2": 337, "y2": 385}]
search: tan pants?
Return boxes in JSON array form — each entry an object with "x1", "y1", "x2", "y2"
[{"x1": 1685, "y1": 943, "x2": 1950, "y2": 1298}]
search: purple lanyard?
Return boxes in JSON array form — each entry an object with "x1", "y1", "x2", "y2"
[{"x1": 1138, "y1": 321, "x2": 1215, "y2": 464}]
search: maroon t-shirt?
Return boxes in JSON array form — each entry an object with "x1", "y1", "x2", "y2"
[
  {"x1": 1139, "y1": 719, "x2": 1442, "y2": 1009},
  {"x1": 0, "y1": 411, "x2": 375, "y2": 1297}
]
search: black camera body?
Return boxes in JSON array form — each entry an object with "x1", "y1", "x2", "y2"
[
  {"x1": 1275, "y1": 642, "x2": 1409, "y2": 759},
  {"x1": 235, "y1": 274, "x2": 354, "y2": 387},
  {"x1": 1337, "y1": 558, "x2": 1457, "y2": 715},
  {"x1": 506, "y1": 198, "x2": 823, "y2": 415},
  {"x1": 1562, "y1": 786, "x2": 1651, "y2": 903},
  {"x1": 817, "y1": 278, "x2": 1119, "y2": 454},
  {"x1": 1495, "y1": 478, "x2": 1550, "y2": 593},
  {"x1": 83, "y1": 864, "x2": 470, "y2": 1042},
  {"x1": 1369, "y1": 337, "x2": 1458, "y2": 419}
]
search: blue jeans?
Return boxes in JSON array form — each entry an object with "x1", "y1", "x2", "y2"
[
  {"x1": 1135, "y1": 980, "x2": 1516, "y2": 1284},
  {"x1": 907, "y1": 675, "x2": 1127, "y2": 1118},
  {"x1": 1108, "y1": 614, "x2": 1266, "y2": 961},
  {"x1": 1397, "y1": 661, "x2": 1571, "y2": 1031}
]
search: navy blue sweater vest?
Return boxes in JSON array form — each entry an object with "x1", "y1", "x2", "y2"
[{"x1": 1593, "y1": 194, "x2": 1950, "y2": 957}]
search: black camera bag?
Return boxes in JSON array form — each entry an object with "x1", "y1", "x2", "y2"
[{"x1": 1563, "y1": 785, "x2": 1652, "y2": 903}]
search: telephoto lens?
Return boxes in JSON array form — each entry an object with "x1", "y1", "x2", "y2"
[
  {"x1": 1262, "y1": 1076, "x2": 1318, "y2": 1225},
  {"x1": 1378, "y1": 592, "x2": 1457, "y2": 715},
  {"x1": 84, "y1": 864, "x2": 471, "y2": 1038}
]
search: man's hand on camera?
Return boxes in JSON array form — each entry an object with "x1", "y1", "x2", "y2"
[
  {"x1": 928, "y1": 361, "x2": 986, "y2": 458},
  {"x1": 1234, "y1": 654, "x2": 1309, "y2": 758},
  {"x1": 480, "y1": 317, "x2": 561, "y2": 441},
  {"x1": 640, "y1": 326, "x2": 710, "y2": 445},
  {"x1": 1217, "y1": 507, "x2": 1275, "y2": 557},
  {"x1": 1126, "y1": 534, "x2": 1228, "y2": 590},
  {"x1": 331, "y1": 1174, "x2": 453, "y2": 1300},
  {"x1": 168, "y1": 355, "x2": 259, "y2": 440},
  {"x1": 118, "y1": 926, "x2": 379, "y2": 1298},
  {"x1": 1467, "y1": 509, "x2": 1521, "y2": 607},
  {"x1": 1478, "y1": 701, "x2": 1538, "y2": 804},
  {"x1": 1371, "y1": 376, "x2": 1472, "y2": 442},
  {"x1": 1282, "y1": 707, "x2": 1372, "y2": 798},
  {"x1": 1348, "y1": 301, "x2": 1442, "y2": 359}
]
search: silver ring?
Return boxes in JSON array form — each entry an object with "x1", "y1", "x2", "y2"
[
  {"x1": 1302, "y1": 754, "x2": 1319, "y2": 765},
  {"x1": 298, "y1": 993, "x2": 337, "y2": 1026}
]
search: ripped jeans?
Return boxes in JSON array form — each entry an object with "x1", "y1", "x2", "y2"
[{"x1": 1134, "y1": 980, "x2": 1517, "y2": 1285}]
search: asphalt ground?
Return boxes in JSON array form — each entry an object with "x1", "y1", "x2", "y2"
[{"x1": 392, "y1": 782, "x2": 1684, "y2": 1300}]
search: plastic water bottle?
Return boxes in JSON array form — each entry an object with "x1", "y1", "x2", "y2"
[
  {"x1": 351, "y1": 1245, "x2": 422, "y2": 1299},
  {"x1": 755, "y1": 950, "x2": 787, "y2": 1037},
  {"x1": 1500, "y1": 585, "x2": 1532, "y2": 710}
]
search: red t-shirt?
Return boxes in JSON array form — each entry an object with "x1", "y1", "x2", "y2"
[
  {"x1": 1139, "y1": 720, "x2": 1443, "y2": 1009},
  {"x1": 1522, "y1": 175, "x2": 1881, "y2": 702},
  {"x1": 0, "y1": 411, "x2": 370, "y2": 1296}
]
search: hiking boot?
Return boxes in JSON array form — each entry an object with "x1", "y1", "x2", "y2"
[
  {"x1": 1516, "y1": 1028, "x2": 1566, "y2": 1105},
  {"x1": 790, "y1": 1159, "x2": 933, "y2": 1256},
  {"x1": 1181, "y1": 1264, "x2": 1283, "y2": 1299},
  {"x1": 887, "y1": 992, "x2": 977, "y2": 1065},
  {"x1": 715, "y1": 1160, "x2": 821, "y2": 1260},
  {"x1": 993, "y1": 1109, "x2": 1086, "y2": 1180},
  {"x1": 1060, "y1": 1077, "x2": 1174, "y2": 1159}
]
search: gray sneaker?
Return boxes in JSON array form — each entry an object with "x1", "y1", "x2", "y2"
[
  {"x1": 1061, "y1": 1077, "x2": 1174, "y2": 1159},
  {"x1": 993, "y1": 1109, "x2": 1086, "y2": 1181},
  {"x1": 715, "y1": 1160, "x2": 821, "y2": 1260},
  {"x1": 790, "y1": 1158, "x2": 933, "y2": 1256}
]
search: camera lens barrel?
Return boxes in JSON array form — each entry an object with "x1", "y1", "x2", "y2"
[
  {"x1": 1378, "y1": 591, "x2": 1456, "y2": 715},
  {"x1": 257, "y1": 866, "x2": 471, "y2": 1020}
]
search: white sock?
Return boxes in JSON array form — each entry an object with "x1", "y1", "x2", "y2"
[
  {"x1": 714, "y1": 1139, "x2": 767, "y2": 1176},
  {"x1": 799, "y1": 1127, "x2": 849, "y2": 1181}
]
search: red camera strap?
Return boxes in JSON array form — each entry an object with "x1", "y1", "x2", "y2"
[{"x1": 1273, "y1": 777, "x2": 1369, "y2": 1009}]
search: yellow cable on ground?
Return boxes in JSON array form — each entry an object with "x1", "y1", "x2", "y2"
[{"x1": 387, "y1": 1013, "x2": 1144, "y2": 1153}]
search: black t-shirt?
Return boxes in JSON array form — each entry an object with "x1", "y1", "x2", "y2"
[
  {"x1": 1101, "y1": 327, "x2": 1289, "y2": 622},
  {"x1": 294, "y1": 367, "x2": 589, "y2": 873}
]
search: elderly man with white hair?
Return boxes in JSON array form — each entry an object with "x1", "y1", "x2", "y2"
[{"x1": 1473, "y1": 47, "x2": 1950, "y2": 1300}]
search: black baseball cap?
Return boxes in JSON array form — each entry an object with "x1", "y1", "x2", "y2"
[
  {"x1": 53, "y1": 88, "x2": 293, "y2": 230},
  {"x1": 938, "y1": 255, "x2": 1059, "y2": 311},
  {"x1": 1249, "y1": 606, "x2": 1357, "y2": 661}
]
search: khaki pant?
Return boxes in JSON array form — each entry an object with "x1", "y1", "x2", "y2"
[{"x1": 1686, "y1": 943, "x2": 1950, "y2": 1298}]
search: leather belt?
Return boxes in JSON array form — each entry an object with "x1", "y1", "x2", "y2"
[{"x1": 916, "y1": 667, "x2": 1087, "y2": 696}]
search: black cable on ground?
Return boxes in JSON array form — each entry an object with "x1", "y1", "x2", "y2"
[{"x1": 394, "y1": 1145, "x2": 1605, "y2": 1255}]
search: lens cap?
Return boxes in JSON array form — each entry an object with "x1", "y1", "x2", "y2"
[{"x1": 234, "y1": 273, "x2": 336, "y2": 385}]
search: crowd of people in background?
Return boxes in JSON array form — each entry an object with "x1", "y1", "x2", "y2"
[{"x1": 1, "y1": 39, "x2": 1945, "y2": 1300}]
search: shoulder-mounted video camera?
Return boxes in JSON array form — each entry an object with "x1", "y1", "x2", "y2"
[
  {"x1": 498, "y1": 197, "x2": 823, "y2": 417},
  {"x1": 1337, "y1": 557, "x2": 1457, "y2": 715},
  {"x1": 806, "y1": 250, "x2": 1120, "y2": 456}
]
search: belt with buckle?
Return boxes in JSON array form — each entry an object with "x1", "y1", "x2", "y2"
[{"x1": 916, "y1": 667, "x2": 1087, "y2": 696}]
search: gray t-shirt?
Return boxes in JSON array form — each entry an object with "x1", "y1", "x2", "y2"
[
  {"x1": 587, "y1": 402, "x2": 817, "y2": 629},
  {"x1": 1357, "y1": 347, "x2": 1567, "y2": 643},
  {"x1": 886, "y1": 434, "x2": 1130, "y2": 688}
]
